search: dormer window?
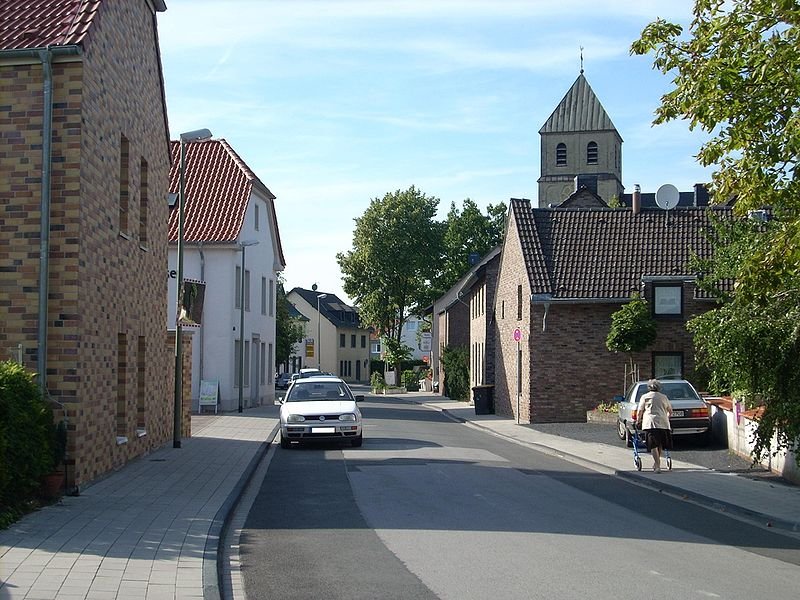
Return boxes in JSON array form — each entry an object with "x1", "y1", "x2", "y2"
[
  {"x1": 587, "y1": 141, "x2": 598, "y2": 165},
  {"x1": 556, "y1": 143, "x2": 567, "y2": 166}
]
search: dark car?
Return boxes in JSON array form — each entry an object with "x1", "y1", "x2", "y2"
[{"x1": 275, "y1": 372, "x2": 293, "y2": 389}]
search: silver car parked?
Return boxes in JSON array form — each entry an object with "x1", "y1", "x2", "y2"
[{"x1": 616, "y1": 378, "x2": 712, "y2": 446}]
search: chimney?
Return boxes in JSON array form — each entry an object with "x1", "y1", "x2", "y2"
[{"x1": 633, "y1": 184, "x2": 641, "y2": 215}]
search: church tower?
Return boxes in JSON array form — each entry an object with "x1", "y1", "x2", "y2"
[{"x1": 537, "y1": 72, "x2": 623, "y2": 207}]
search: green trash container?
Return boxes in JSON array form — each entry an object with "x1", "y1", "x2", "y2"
[{"x1": 472, "y1": 384, "x2": 494, "y2": 415}]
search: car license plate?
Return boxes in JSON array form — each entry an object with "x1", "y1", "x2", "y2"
[
  {"x1": 312, "y1": 427, "x2": 335, "y2": 434},
  {"x1": 672, "y1": 410, "x2": 685, "y2": 417}
]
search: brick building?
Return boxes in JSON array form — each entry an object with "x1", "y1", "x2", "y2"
[
  {"x1": 0, "y1": 0, "x2": 175, "y2": 489},
  {"x1": 493, "y1": 198, "x2": 730, "y2": 423}
]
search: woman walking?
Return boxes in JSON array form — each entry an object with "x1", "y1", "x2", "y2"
[{"x1": 635, "y1": 379, "x2": 673, "y2": 473}]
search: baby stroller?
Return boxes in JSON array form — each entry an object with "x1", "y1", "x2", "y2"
[{"x1": 626, "y1": 422, "x2": 672, "y2": 472}]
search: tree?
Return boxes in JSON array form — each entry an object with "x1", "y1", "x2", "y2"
[
  {"x1": 632, "y1": 0, "x2": 800, "y2": 461},
  {"x1": 606, "y1": 294, "x2": 658, "y2": 389},
  {"x1": 275, "y1": 277, "x2": 305, "y2": 369},
  {"x1": 337, "y1": 186, "x2": 444, "y2": 348},
  {"x1": 438, "y1": 199, "x2": 506, "y2": 293}
]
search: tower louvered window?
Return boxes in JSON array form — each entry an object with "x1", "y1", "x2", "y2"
[
  {"x1": 587, "y1": 141, "x2": 598, "y2": 164},
  {"x1": 556, "y1": 143, "x2": 567, "y2": 166}
]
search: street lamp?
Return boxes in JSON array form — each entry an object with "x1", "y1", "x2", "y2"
[
  {"x1": 316, "y1": 293, "x2": 327, "y2": 370},
  {"x1": 238, "y1": 240, "x2": 259, "y2": 413},
  {"x1": 174, "y1": 128, "x2": 212, "y2": 449}
]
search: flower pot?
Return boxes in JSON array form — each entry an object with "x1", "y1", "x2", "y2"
[{"x1": 40, "y1": 471, "x2": 65, "y2": 500}]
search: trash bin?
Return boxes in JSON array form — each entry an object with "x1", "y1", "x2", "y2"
[{"x1": 472, "y1": 384, "x2": 494, "y2": 415}]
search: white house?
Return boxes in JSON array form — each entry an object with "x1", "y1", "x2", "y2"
[{"x1": 167, "y1": 138, "x2": 286, "y2": 412}]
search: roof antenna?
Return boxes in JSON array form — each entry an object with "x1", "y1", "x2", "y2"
[{"x1": 580, "y1": 46, "x2": 584, "y2": 74}]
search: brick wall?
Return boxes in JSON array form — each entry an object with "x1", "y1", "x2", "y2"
[
  {"x1": 493, "y1": 211, "x2": 532, "y2": 422},
  {"x1": 0, "y1": 1, "x2": 172, "y2": 488}
]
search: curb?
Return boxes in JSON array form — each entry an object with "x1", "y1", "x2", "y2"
[{"x1": 204, "y1": 422, "x2": 280, "y2": 600}]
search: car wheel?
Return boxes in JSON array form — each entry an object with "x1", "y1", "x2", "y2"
[
  {"x1": 350, "y1": 434, "x2": 363, "y2": 448},
  {"x1": 280, "y1": 434, "x2": 291, "y2": 449},
  {"x1": 616, "y1": 419, "x2": 627, "y2": 440}
]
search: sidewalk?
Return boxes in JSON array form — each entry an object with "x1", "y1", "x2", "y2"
[
  {"x1": 0, "y1": 405, "x2": 280, "y2": 600},
  {"x1": 404, "y1": 392, "x2": 800, "y2": 534},
  {"x1": 2, "y1": 393, "x2": 799, "y2": 600}
]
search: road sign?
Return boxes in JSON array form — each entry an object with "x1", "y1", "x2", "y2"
[
  {"x1": 422, "y1": 355, "x2": 429, "y2": 363},
  {"x1": 419, "y1": 332, "x2": 432, "y2": 352},
  {"x1": 513, "y1": 328, "x2": 521, "y2": 342}
]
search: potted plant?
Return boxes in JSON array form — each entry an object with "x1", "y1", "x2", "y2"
[
  {"x1": 370, "y1": 371, "x2": 385, "y2": 394},
  {"x1": 41, "y1": 418, "x2": 67, "y2": 500}
]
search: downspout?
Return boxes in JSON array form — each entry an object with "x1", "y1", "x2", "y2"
[
  {"x1": 198, "y1": 243, "x2": 205, "y2": 384},
  {"x1": 37, "y1": 49, "x2": 54, "y2": 388}
]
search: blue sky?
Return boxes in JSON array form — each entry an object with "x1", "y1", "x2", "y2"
[{"x1": 158, "y1": 0, "x2": 711, "y2": 304}]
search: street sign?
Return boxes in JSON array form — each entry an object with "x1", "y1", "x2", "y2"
[
  {"x1": 513, "y1": 328, "x2": 521, "y2": 342},
  {"x1": 422, "y1": 355, "x2": 429, "y2": 363},
  {"x1": 419, "y1": 332, "x2": 432, "y2": 352}
]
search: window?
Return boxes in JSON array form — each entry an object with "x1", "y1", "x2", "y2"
[
  {"x1": 517, "y1": 284, "x2": 523, "y2": 320},
  {"x1": 371, "y1": 340, "x2": 381, "y2": 354},
  {"x1": 244, "y1": 270, "x2": 251, "y2": 311},
  {"x1": 361, "y1": 335, "x2": 366, "y2": 348},
  {"x1": 340, "y1": 333, "x2": 346, "y2": 347},
  {"x1": 117, "y1": 333, "x2": 127, "y2": 437},
  {"x1": 269, "y1": 279, "x2": 274, "y2": 316},
  {"x1": 235, "y1": 266, "x2": 242, "y2": 309},
  {"x1": 254, "y1": 203, "x2": 260, "y2": 230},
  {"x1": 261, "y1": 342, "x2": 267, "y2": 385},
  {"x1": 556, "y1": 143, "x2": 567, "y2": 166},
  {"x1": 136, "y1": 336, "x2": 146, "y2": 430},
  {"x1": 501, "y1": 300, "x2": 505, "y2": 320},
  {"x1": 234, "y1": 340, "x2": 241, "y2": 387},
  {"x1": 261, "y1": 277, "x2": 267, "y2": 315},
  {"x1": 653, "y1": 284, "x2": 682, "y2": 316},
  {"x1": 406, "y1": 320, "x2": 417, "y2": 331},
  {"x1": 244, "y1": 340, "x2": 250, "y2": 387},
  {"x1": 351, "y1": 334, "x2": 356, "y2": 348},
  {"x1": 653, "y1": 352, "x2": 683, "y2": 378},
  {"x1": 587, "y1": 141, "x2": 598, "y2": 165},
  {"x1": 139, "y1": 158, "x2": 148, "y2": 246},
  {"x1": 119, "y1": 135, "x2": 129, "y2": 233}
]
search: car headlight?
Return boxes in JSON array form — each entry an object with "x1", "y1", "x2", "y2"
[
  {"x1": 286, "y1": 414, "x2": 306, "y2": 423},
  {"x1": 338, "y1": 413, "x2": 356, "y2": 422}
]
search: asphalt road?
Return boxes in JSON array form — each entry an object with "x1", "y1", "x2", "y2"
[{"x1": 239, "y1": 396, "x2": 800, "y2": 600}]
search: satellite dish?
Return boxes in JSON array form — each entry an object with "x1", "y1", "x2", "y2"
[{"x1": 655, "y1": 184, "x2": 680, "y2": 210}]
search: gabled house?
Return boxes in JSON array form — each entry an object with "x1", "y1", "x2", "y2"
[
  {"x1": 0, "y1": 0, "x2": 172, "y2": 488},
  {"x1": 493, "y1": 198, "x2": 730, "y2": 423},
  {"x1": 286, "y1": 288, "x2": 371, "y2": 383},
  {"x1": 427, "y1": 247, "x2": 501, "y2": 396},
  {"x1": 167, "y1": 139, "x2": 286, "y2": 412}
]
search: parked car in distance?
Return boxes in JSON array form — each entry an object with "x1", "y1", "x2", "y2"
[
  {"x1": 275, "y1": 372, "x2": 293, "y2": 389},
  {"x1": 616, "y1": 378, "x2": 711, "y2": 446},
  {"x1": 279, "y1": 376, "x2": 363, "y2": 448}
]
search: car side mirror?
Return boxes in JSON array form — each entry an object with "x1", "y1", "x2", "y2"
[
  {"x1": 613, "y1": 395, "x2": 624, "y2": 403},
  {"x1": 355, "y1": 395, "x2": 364, "y2": 403}
]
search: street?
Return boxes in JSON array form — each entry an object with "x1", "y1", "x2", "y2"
[{"x1": 239, "y1": 395, "x2": 800, "y2": 600}]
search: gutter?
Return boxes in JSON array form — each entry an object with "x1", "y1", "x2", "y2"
[{"x1": 1, "y1": 46, "x2": 82, "y2": 388}]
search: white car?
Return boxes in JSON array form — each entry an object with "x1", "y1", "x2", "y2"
[{"x1": 279, "y1": 376, "x2": 363, "y2": 448}]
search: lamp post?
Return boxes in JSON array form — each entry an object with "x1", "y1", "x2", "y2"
[
  {"x1": 238, "y1": 240, "x2": 259, "y2": 413},
  {"x1": 316, "y1": 293, "x2": 327, "y2": 370},
  {"x1": 173, "y1": 128, "x2": 212, "y2": 449}
]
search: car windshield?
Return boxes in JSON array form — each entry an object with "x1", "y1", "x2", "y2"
[
  {"x1": 631, "y1": 381, "x2": 700, "y2": 404},
  {"x1": 286, "y1": 381, "x2": 352, "y2": 402}
]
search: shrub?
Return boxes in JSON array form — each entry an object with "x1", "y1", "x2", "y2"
[
  {"x1": 401, "y1": 370, "x2": 420, "y2": 392},
  {"x1": 440, "y1": 345, "x2": 469, "y2": 401},
  {"x1": 370, "y1": 371, "x2": 385, "y2": 391},
  {"x1": 0, "y1": 361, "x2": 54, "y2": 527}
]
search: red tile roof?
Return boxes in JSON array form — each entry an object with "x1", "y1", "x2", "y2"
[
  {"x1": 167, "y1": 140, "x2": 285, "y2": 267},
  {"x1": 0, "y1": 0, "x2": 101, "y2": 50}
]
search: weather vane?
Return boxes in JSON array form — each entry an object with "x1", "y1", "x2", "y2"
[{"x1": 580, "y1": 46, "x2": 584, "y2": 74}]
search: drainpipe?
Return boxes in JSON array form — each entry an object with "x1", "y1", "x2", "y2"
[
  {"x1": 36, "y1": 49, "x2": 54, "y2": 386},
  {"x1": 198, "y1": 243, "x2": 205, "y2": 384}
]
